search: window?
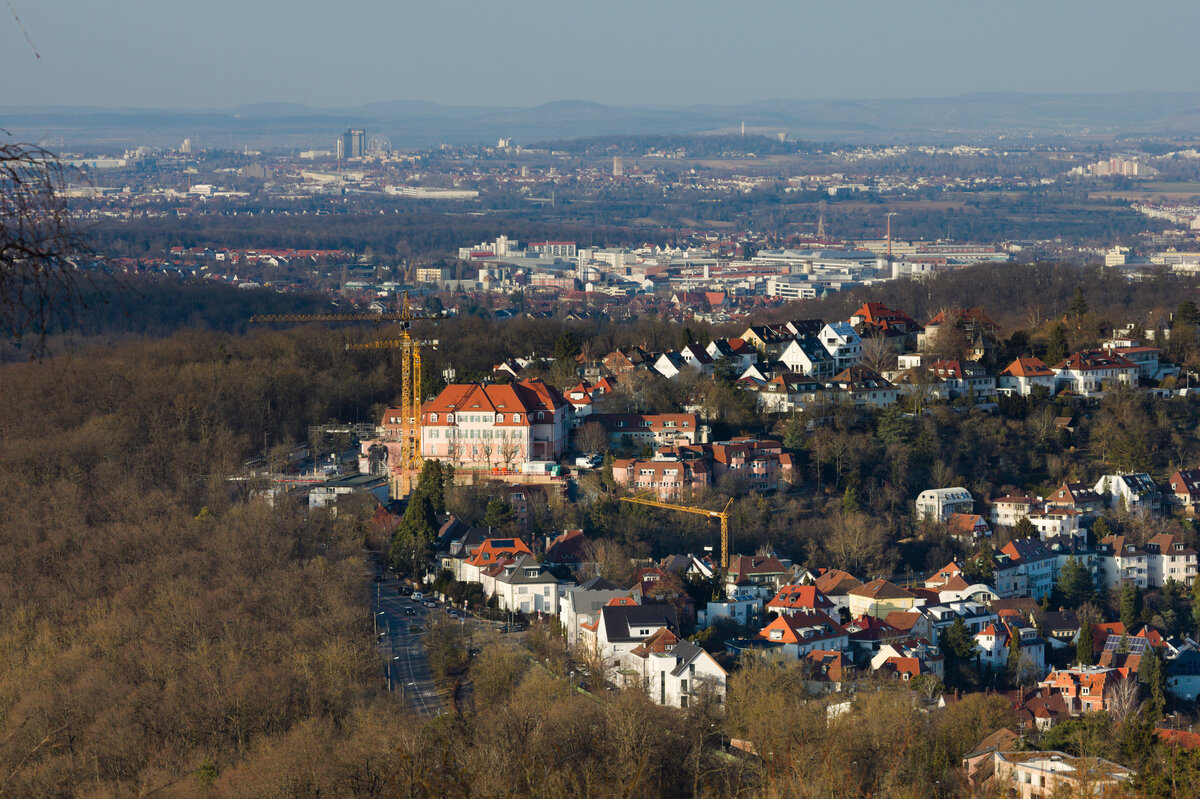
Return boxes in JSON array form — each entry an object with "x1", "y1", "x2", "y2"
[
  {"x1": 537, "y1": 411, "x2": 544, "y2": 420},
  {"x1": 514, "y1": 414, "x2": 521, "y2": 423},
  {"x1": 430, "y1": 413, "x2": 438, "y2": 422},
  {"x1": 497, "y1": 413, "x2": 504, "y2": 423}
]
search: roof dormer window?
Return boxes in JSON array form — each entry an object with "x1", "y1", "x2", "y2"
[
  {"x1": 430, "y1": 413, "x2": 438, "y2": 423},
  {"x1": 497, "y1": 413, "x2": 504, "y2": 423}
]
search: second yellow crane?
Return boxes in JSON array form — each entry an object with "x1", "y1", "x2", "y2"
[{"x1": 619, "y1": 494, "x2": 734, "y2": 570}]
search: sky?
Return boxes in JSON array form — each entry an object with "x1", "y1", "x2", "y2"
[{"x1": 3, "y1": 0, "x2": 1200, "y2": 109}]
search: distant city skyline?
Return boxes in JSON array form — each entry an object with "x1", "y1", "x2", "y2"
[{"x1": 3, "y1": 0, "x2": 1200, "y2": 109}]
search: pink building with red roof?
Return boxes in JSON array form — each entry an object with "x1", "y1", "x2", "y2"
[{"x1": 420, "y1": 379, "x2": 568, "y2": 468}]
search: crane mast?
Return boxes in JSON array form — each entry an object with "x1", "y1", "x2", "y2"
[{"x1": 618, "y1": 495, "x2": 734, "y2": 569}]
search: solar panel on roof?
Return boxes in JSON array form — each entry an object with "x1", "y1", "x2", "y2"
[{"x1": 1102, "y1": 635, "x2": 1147, "y2": 654}]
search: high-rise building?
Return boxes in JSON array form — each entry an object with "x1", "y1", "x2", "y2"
[
  {"x1": 612, "y1": 155, "x2": 623, "y2": 177},
  {"x1": 335, "y1": 137, "x2": 345, "y2": 162},
  {"x1": 341, "y1": 128, "x2": 365, "y2": 160}
]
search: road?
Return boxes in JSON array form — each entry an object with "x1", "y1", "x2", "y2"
[{"x1": 371, "y1": 573, "x2": 444, "y2": 717}]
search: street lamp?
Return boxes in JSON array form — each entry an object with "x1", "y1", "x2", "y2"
[
  {"x1": 374, "y1": 610, "x2": 386, "y2": 638},
  {"x1": 391, "y1": 655, "x2": 401, "y2": 694}
]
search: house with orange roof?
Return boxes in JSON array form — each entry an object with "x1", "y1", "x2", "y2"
[
  {"x1": 420, "y1": 378, "x2": 568, "y2": 468},
  {"x1": 706, "y1": 337, "x2": 759, "y2": 373},
  {"x1": 586, "y1": 413, "x2": 704, "y2": 447},
  {"x1": 725, "y1": 555, "x2": 791, "y2": 598},
  {"x1": 947, "y1": 513, "x2": 991, "y2": 541},
  {"x1": 844, "y1": 614, "x2": 910, "y2": 659},
  {"x1": 975, "y1": 620, "x2": 1046, "y2": 676},
  {"x1": 459, "y1": 537, "x2": 533, "y2": 583},
  {"x1": 1052, "y1": 350, "x2": 1140, "y2": 396},
  {"x1": 757, "y1": 611, "x2": 849, "y2": 657},
  {"x1": 804, "y1": 650, "x2": 852, "y2": 693},
  {"x1": 998, "y1": 356, "x2": 1057, "y2": 397},
  {"x1": 1038, "y1": 666, "x2": 1125, "y2": 715},
  {"x1": 814, "y1": 569, "x2": 864, "y2": 614},
  {"x1": 870, "y1": 637, "x2": 945, "y2": 679},
  {"x1": 1166, "y1": 468, "x2": 1200, "y2": 515},
  {"x1": 767, "y1": 584, "x2": 837, "y2": 618}
]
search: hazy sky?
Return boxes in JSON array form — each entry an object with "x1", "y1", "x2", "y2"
[{"x1": 4, "y1": 0, "x2": 1199, "y2": 108}]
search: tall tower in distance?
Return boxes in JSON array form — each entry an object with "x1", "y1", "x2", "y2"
[
  {"x1": 341, "y1": 128, "x2": 365, "y2": 160},
  {"x1": 612, "y1": 155, "x2": 623, "y2": 177}
]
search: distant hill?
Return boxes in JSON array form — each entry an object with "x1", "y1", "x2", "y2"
[{"x1": 4, "y1": 91, "x2": 1199, "y2": 150}]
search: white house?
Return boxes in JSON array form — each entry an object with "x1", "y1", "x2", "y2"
[
  {"x1": 916, "y1": 487, "x2": 975, "y2": 522},
  {"x1": 622, "y1": 630, "x2": 727, "y2": 708},
  {"x1": 491, "y1": 554, "x2": 560, "y2": 614},
  {"x1": 1053, "y1": 351, "x2": 1140, "y2": 397},
  {"x1": 1093, "y1": 473, "x2": 1162, "y2": 515},
  {"x1": 779, "y1": 336, "x2": 836, "y2": 379},
  {"x1": 819, "y1": 322, "x2": 864, "y2": 371},
  {"x1": 593, "y1": 603, "x2": 679, "y2": 667},
  {"x1": 997, "y1": 357, "x2": 1058, "y2": 397}
]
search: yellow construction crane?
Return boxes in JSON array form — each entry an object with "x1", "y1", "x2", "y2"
[
  {"x1": 253, "y1": 291, "x2": 433, "y2": 496},
  {"x1": 619, "y1": 494, "x2": 734, "y2": 570}
]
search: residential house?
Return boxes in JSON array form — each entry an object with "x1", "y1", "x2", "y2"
[
  {"x1": 870, "y1": 638, "x2": 945, "y2": 680},
  {"x1": 1166, "y1": 468, "x2": 1200, "y2": 515},
  {"x1": 610, "y1": 457, "x2": 710, "y2": 499},
  {"x1": 458, "y1": 537, "x2": 534, "y2": 584},
  {"x1": 1053, "y1": 351, "x2": 1140, "y2": 396},
  {"x1": 916, "y1": 487, "x2": 975, "y2": 522},
  {"x1": 998, "y1": 357, "x2": 1058, "y2": 397},
  {"x1": 587, "y1": 413, "x2": 704, "y2": 447},
  {"x1": 847, "y1": 579, "x2": 922, "y2": 619},
  {"x1": 740, "y1": 324, "x2": 796, "y2": 360},
  {"x1": 767, "y1": 585, "x2": 838, "y2": 618},
  {"x1": 827, "y1": 366, "x2": 898, "y2": 407},
  {"x1": 1093, "y1": 473, "x2": 1162, "y2": 515},
  {"x1": 491, "y1": 554, "x2": 560, "y2": 614},
  {"x1": 990, "y1": 494, "x2": 1037, "y2": 528},
  {"x1": 779, "y1": 336, "x2": 836, "y2": 379},
  {"x1": 819, "y1": 322, "x2": 864, "y2": 371},
  {"x1": 757, "y1": 611, "x2": 850, "y2": 657},
  {"x1": 948, "y1": 513, "x2": 991, "y2": 541},
  {"x1": 1166, "y1": 650, "x2": 1200, "y2": 701},
  {"x1": 1045, "y1": 482, "x2": 1106, "y2": 518},
  {"x1": 844, "y1": 614, "x2": 910, "y2": 660},
  {"x1": 989, "y1": 750, "x2": 1131, "y2": 797},
  {"x1": 755, "y1": 374, "x2": 826, "y2": 413},
  {"x1": 706, "y1": 338, "x2": 759, "y2": 374},
  {"x1": 927, "y1": 359, "x2": 997, "y2": 400},
  {"x1": 625, "y1": 632, "x2": 727, "y2": 708},
  {"x1": 1038, "y1": 666, "x2": 1125, "y2": 715},
  {"x1": 704, "y1": 594, "x2": 763, "y2": 627},
  {"x1": 814, "y1": 569, "x2": 864, "y2": 616},
  {"x1": 725, "y1": 555, "x2": 790, "y2": 598},
  {"x1": 996, "y1": 539, "x2": 1058, "y2": 600},
  {"x1": 705, "y1": 438, "x2": 795, "y2": 492},
  {"x1": 593, "y1": 603, "x2": 680, "y2": 667},
  {"x1": 976, "y1": 621, "x2": 1046, "y2": 677},
  {"x1": 804, "y1": 650, "x2": 852, "y2": 694},
  {"x1": 543, "y1": 528, "x2": 590, "y2": 569},
  {"x1": 557, "y1": 577, "x2": 631, "y2": 646}
]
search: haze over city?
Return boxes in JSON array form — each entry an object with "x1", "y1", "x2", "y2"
[{"x1": 5, "y1": 0, "x2": 1200, "y2": 108}]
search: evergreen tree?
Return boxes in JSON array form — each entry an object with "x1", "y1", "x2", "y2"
[
  {"x1": 1092, "y1": 516, "x2": 1113, "y2": 542},
  {"x1": 942, "y1": 616, "x2": 978, "y2": 662},
  {"x1": 782, "y1": 417, "x2": 805, "y2": 452},
  {"x1": 552, "y1": 331, "x2": 582, "y2": 363},
  {"x1": 876, "y1": 405, "x2": 915, "y2": 446},
  {"x1": 1013, "y1": 517, "x2": 1036, "y2": 540},
  {"x1": 841, "y1": 483, "x2": 863, "y2": 514},
  {"x1": 1006, "y1": 625, "x2": 1022, "y2": 683},
  {"x1": 1068, "y1": 286, "x2": 1089, "y2": 319},
  {"x1": 1076, "y1": 619, "x2": 1094, "y2": 665},
  {"x1": 483, "y1": 498, "x2": 516, "y2": 529},
  {"x1": 1119, "y1": 582, "x2": 1140, "y2": 629},
  {"x1": 1046, "y1": 324, "x2": 1069, "y2": 364},
  {"x1": 1055, "y1": 556, "x2": 1093, "y2": 608},
  {"x1": 1177, "y1": 299, "x2": 1200, "y2": 327},
  {"x1": 1142, "y1": 646, "x2": 1166, "y2": 721}
]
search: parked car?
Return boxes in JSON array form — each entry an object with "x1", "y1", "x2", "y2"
[
  {"x1": 423, "y1": 600, "x2": 436, "y2": 608},
  {"x1": 403, "y1": 607, "x2": 416, "y2": 617},
  {"x1": 411, "y1": 592, "x2": 424, "y2": 602}
]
